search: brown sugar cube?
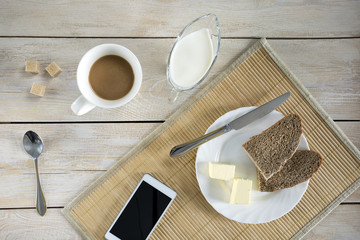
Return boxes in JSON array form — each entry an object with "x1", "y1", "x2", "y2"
[
  {"x1": 45, "y1": 61, "x2": 62, "y2": 77},
  {"x1": 30, "y1": 83, "x2": 46, "y2": 97},
  {"x1": 25, "y1": 60, "x2": 40, "y2": 74}
]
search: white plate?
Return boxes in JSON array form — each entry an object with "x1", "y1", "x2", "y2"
[{"x1": 195, "y1": 107, "x2": 309, "y2": 224}]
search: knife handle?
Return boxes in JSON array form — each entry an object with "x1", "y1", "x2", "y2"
[{"x1": 170, "y1": 125, "x2": 231, "y2": 157}]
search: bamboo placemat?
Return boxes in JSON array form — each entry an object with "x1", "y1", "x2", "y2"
[{"x1": 63, "y1": 39, "x2": 360, "y2": 240}]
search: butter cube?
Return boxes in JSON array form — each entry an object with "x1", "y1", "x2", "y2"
[
  {"x1": 230, "y1": 178, "x2": 252, "y2": 204},
  {"x1": 45, "y1": 61, "x2": 62, "y2": 77},
  {"x1": 208, "y1": 162, "x2": 235, "y2": 180},
  {"x1": 25, "y1": 60, "x2": 40, "y2": 74},
  {"x1": 30, "y1": 83, "x2": 46, "y2": 97}
]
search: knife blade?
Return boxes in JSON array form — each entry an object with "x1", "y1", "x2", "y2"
[{"x1": 169, "y1": 92, "x2": 290, "y2": 157}]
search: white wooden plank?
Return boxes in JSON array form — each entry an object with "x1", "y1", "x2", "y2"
[
  {"x1": 336, "y1": 122, "x2": 360, "y2": 203},
  {"x1": 268, "y1": 39, "x2": 360, "y2": 121},
  {"x1": 0, "y1": 170, "x2": 102, "y2": 209},
  {"x1": 1, "y1": 122, "x2": 358, "y2": 174},
  {"x1": 345, "y1": 188, "x2": 360, "y2": 203},
  {"x1": 0, "y1": 122, "x2": 358, "y2": 208},
  {"x1": 0, "y1": 38, "x2": 359, "y2": 122},
  {"x1": 0, "y1": 205, "x2": 359, "y2": 240},
  {"x1": 0, "y1": 123, "x2": 160, "y2": 172},
  {"x1": 1, "y1": 169, "x2": 357, "y2": 210},
  {"x1": 303, "y1": 205, "x2": 360, "y2": 240},
  {"x1": 0, "y1": 1, "x2": 359, "y2": 38},
  {"x1": 0, "y1": 208, "x2": 82, "y2": 240},
  {"x1": 336, "y1": 122, "x2": 360, "y2": 154},
  {"x1": 0, "y1": 123, "x2": 159, "y2": 208}
]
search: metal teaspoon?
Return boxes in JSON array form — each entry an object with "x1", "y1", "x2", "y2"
[{"x1": 23, "y1": 131, "x2": 47, "y2": 216}]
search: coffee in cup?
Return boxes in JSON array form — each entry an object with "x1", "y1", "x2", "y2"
[
  {"x1": 89, "y1": 55, "x2": 134, "y2": 100},
  {"x1": 71, "y1": 44, "x2": 142, "y2": 115}
]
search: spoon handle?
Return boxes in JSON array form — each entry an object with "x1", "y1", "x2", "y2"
[{"x1": 34, "y1": 158, "x2": 46, "y2": 216}]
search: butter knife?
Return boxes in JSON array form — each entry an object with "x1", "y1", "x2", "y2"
[{"x1": 169, "y1": 92, "x2": 290, "y2": 157}]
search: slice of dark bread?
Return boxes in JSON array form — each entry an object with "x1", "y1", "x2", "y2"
[
  {"x1": 242, "y1": 114, "x2": 302, "y2": 180},
  {"x1": 258, "y1": 150, "x2": 322, "y2": 192}
]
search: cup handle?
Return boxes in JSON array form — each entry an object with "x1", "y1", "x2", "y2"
[{"x1": 71, "y1": 95, "x2": 96, "y2": 115}]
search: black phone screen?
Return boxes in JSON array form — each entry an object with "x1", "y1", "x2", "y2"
[{"x1": 109, "y1": 181, "x2": 171, "y2": 240}]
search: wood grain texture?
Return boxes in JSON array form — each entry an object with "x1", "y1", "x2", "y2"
[
  {"x1": 336, "y1": 122, "x2": 360, "y2": 154},
  {"x1": 0, "y1": 209, "x2": 82, "y2": 240},
  {"x1": 0, "y1": 205, "x2": 358, "y2": 240},
  {"x1": 0, "y1": 2, "x2": 359, "y2": 237},
  {"x1": 0, "y1": 122, "x2": 357, "y2": 209},
  {"x1": 0, "y1": 168, "x2": 355, "y2": 209},
  {"x1": 0, "y1": 170, "x2": 103, "y2": 209},
  {"x1": 336, "y1": 122, "x2": 360, "y2": 203},
  {"x1": 345, "y1": 188, "x2": 360, "y2": 203},
  {"x1": 0, "y1": 123, "x2": 158, "y2": 208},
  {"x1": 0, "y1": 38, "x2": 359, "y2": 122},
  {"x1": 0, "y1": 121, "x2": 358, "y2": 209},
  {"x1": 0, "y1": 0, "x2": 359, "y2": 38},
  {"x1": 0, "y1": 123, "x2": 159, "y2": 172},
  {"x1": 0, "y1": 122, "x2": 357, "y2": 172},
  {"x1": 303, "y1": 205, "x2": 360, "y2": 240}
]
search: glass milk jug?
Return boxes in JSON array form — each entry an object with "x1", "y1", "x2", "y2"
[{"x1": 167, "y1": 13, "x2": 221, "y2": 102}]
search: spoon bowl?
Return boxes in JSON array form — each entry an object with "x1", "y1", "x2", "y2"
[
  {"x1": 23, "y1": 131, "x2": 47, "y2": 216},
  {"x1": 23, "y1": 131, "x2": 43, "y2": 158}
]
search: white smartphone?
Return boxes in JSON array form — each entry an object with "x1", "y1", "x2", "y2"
[{"x1": 105, "y1": 174, "x2": 176, "y2": 240}]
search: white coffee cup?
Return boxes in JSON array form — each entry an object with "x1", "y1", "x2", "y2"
[{"x1": 71, "y1": 44, "x2": 142, "y2": 115}]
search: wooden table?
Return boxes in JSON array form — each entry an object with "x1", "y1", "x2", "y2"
[{"x1": 0, "y1": 1, "x2": 359, "y2": 239}]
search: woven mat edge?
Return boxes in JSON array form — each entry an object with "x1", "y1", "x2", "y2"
[
  {"x1": 260, "y1": 41, "x2": 360, "y2": 239},
  {"x1": 62, "y1": 39, "x2": 265, "y2": 240}
]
